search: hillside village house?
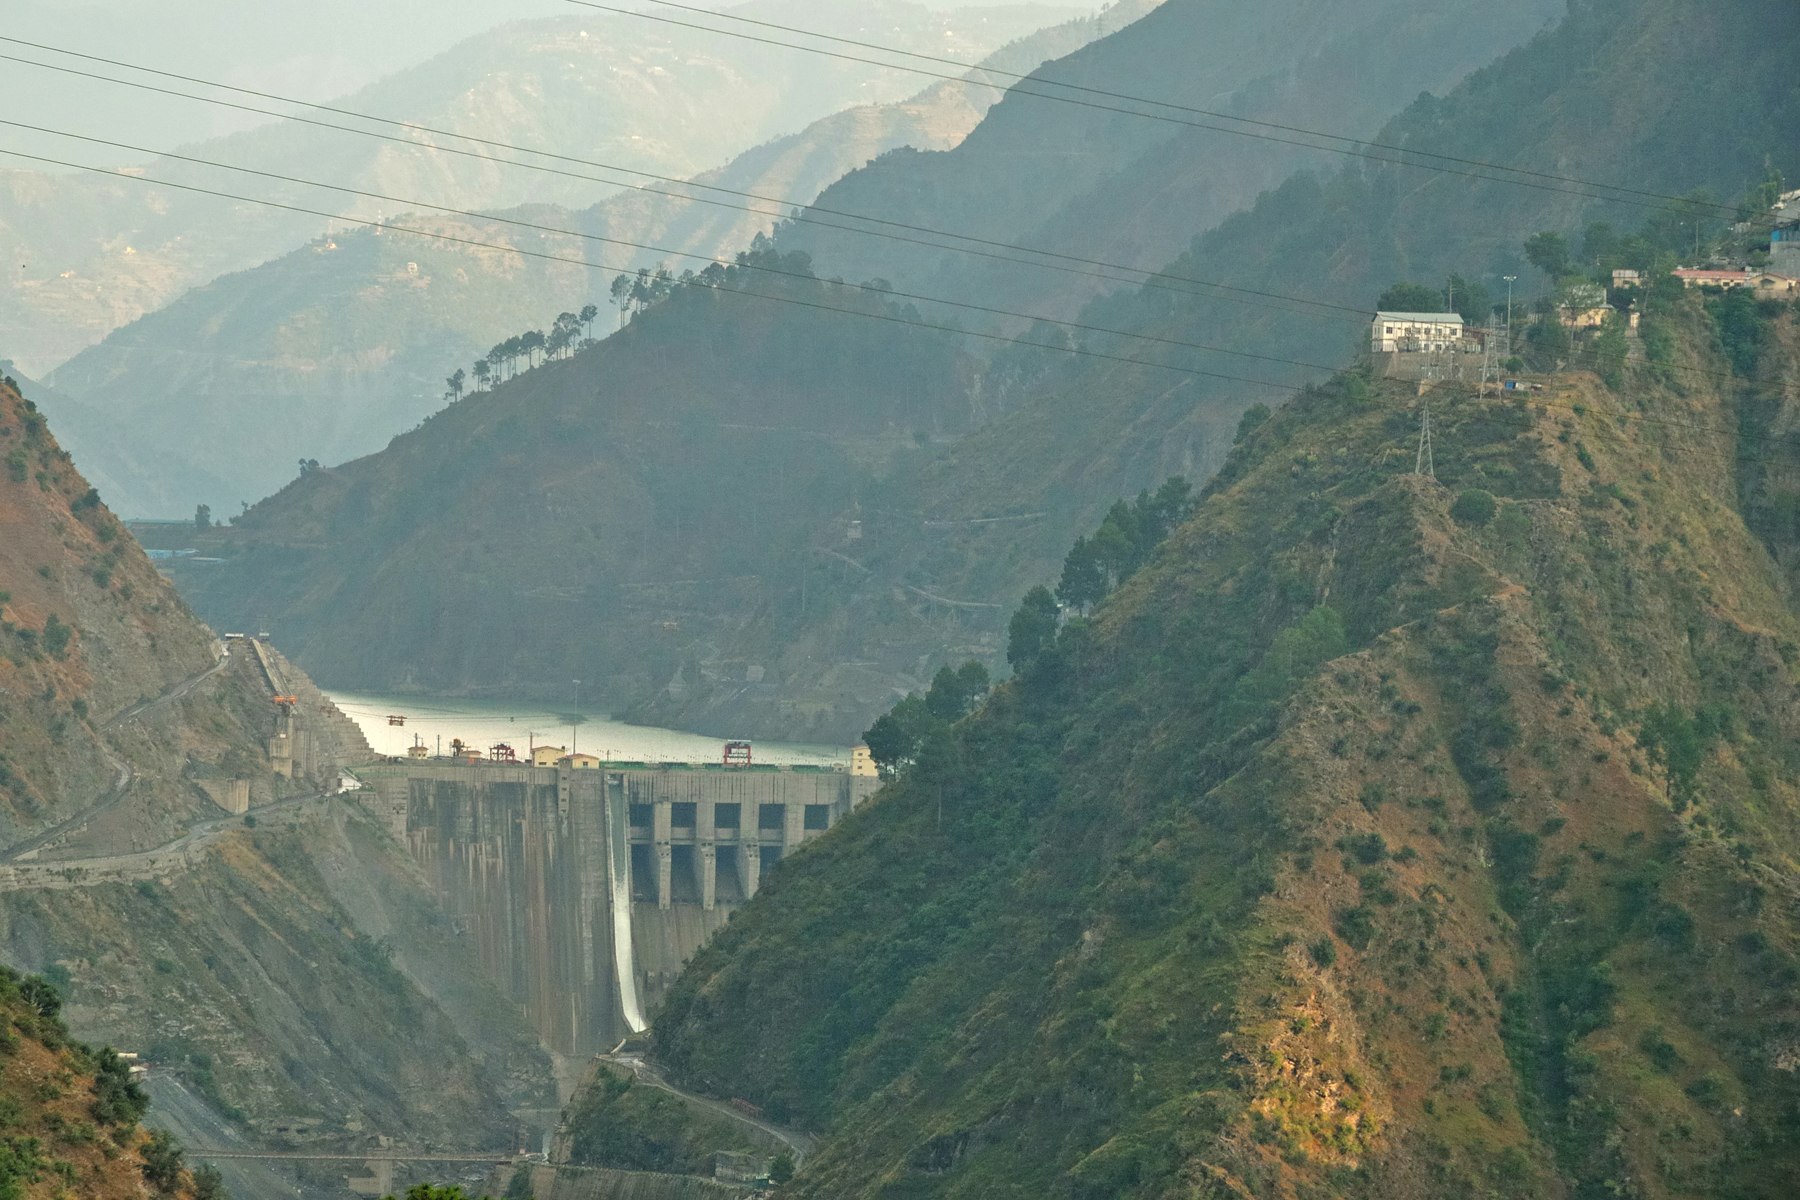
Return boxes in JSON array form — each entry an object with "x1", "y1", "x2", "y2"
[
  {"x1": 1561, "y1": 304, "x2": 1637, "y2": 330},
  {"x1": 1754, "y1": 270, "x2": 1799, "y2": 297},
  {"x1": 1674, "y1": 268, "x2": 1755, "y2": 289},
  {"x1": 1370, "y1": 311, "x2": 1464, "y2": 353}
]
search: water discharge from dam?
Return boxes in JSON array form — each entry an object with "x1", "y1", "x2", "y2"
[{"x1": 359, "y1": 759, "x2": 879, "y2": 1057}]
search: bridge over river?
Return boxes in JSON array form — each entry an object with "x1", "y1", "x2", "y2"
[{"x1": 358, "y1": 762, "x2": 879, "y2": 1054}]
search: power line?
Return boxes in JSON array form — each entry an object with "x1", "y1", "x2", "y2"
[
  {"x1": 0, "y1": 42, "x2": 1371, "y2": 326},
  {"x1": 4, "y1": 113, "x2": 1772, "y2": 406},
  {"x1": 12, "y1": 140, "x2": 1793, "y2": 479},
  {"x1": 0, "y1": 121, "x2": 1354, "y2": 377},
  {"x1": 25, "y1": 117, "x2": 1771, "y2": 405},
  {"x1": 0, "y1": 144, "x2": 1310, "y2": 395},
  {"x1": 565, "y1": 0, "x2": 1771, "y2": 226},
  {"x1": 607, "y1": 0, "x2": 1761, "y2": 223},
  {"x1": 4, "y1": 90, "x2": 1768, "y2": 401},
  {"x1": 8, "y1": 34, "x2": 1770, "y2": 360},
  {"x1": 0, "y1": 32, "x2": 1772, "y2": 348}
]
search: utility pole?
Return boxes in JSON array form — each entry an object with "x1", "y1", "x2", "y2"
[
  {"x1": 571, "y1": 679, "x2": 581, "y2": 757},
  {"x1": 1415, "y1": 405, "x2": 1435, "y2": 479},
  {"x1": 1503, "y1": 276, "x2": 1517, "y2": 358}
]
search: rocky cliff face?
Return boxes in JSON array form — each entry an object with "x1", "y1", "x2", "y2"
[
  {"x1": 650, "y1": 302, "x2": 1800, "y2": 1197},
  {"x1": 0, "y1": 379, "x2": 557, "y2": 1195}
]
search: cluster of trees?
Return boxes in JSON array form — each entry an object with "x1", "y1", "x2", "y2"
[
  {"x1": 448, "y1": 305, "x2": 600, "y2": 400},
  {"x1": 611, "y1": 267, "x2": 678, "y2": 317},
  {"x1": 862, "y1": 661, "x2": 991, "y2": 776},
  {"x1": 863, "y1": 477, "x2": 1197, "y2": 776},
  {"x1": 1055, "y1": 478, "x2": 1194, "y2": 613},
  {"x1": 606, "y1": 237, "x2": 833, "y2": 324},
  {"x1": 1377, "y1": 277, "x2": 1492, "y2": 326}
]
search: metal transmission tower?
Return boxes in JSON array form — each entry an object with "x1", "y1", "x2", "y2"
[
  {"x1": 1503, "y1": 276, "x2": 1517, "y2": 358},
  {"x1": 1415, "y1": 405, "x2": 1436, "y2": 478}
]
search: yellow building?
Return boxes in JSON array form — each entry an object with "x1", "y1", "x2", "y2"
[
  {"x1": 560, "y1": 753, "x2": 601, "y2": 770},
  {"x1": 531, "y1": 745, "x2": 567, "y2": 767},
  {"x1": 850, "y1": 745, "x2": 878, "y2": 777}
]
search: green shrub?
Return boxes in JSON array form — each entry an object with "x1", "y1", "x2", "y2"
[
  {"x1": 1639, "y1": 1028, "x2": 1679, "y2": 1072},
  {"x1": 1308, "y1": 937, "x2": 1337, "y2": 968},
  {"x1": 1450, "y1": 489, "x2": 1498, "y2": 526}
]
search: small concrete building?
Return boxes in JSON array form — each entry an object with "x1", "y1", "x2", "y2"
[
  {"x1": 560, "y1": 753, "x2": 601, "y2": 770},
  {"x1": 1562, "y1": 305, "x2": 1614, "y2": 330},
  {"x1": 1674, "y1": 268, "x2": 1752, "y2": 289},
  {"x1": 1771, "y1": 219, "x2": 1800, "y2": 278},
  {"x1": 1753, "y1": 271, "x2": 1799, "y2": 297},
  {"x1": 1612, "y1": 269, "x2": 1641, "y2": 288},
  {"x1": 850, "y1": 744, "x2": 878, "y2": 778},
  {"x1": 531, "y1": 745, "x2": 567, "y2": 767},
  {"x1": 1371, "y1": 311, "x2": 1465, "y2": 353}
]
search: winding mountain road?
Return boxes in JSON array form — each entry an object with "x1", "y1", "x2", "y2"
[
  {"x1": 601, "y1": 1053, "x2": 817, "y2": 1162},
  {"x1": 0, "y1": 790, "x2": 329, "y2": 892},
  {"x1": 2, "y1": 646, "x2": 233, "y2": 864}
]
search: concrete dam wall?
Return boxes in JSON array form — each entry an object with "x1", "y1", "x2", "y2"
[{"x1": 360, "y1": 764, "x2": 877, "y2": 1055}]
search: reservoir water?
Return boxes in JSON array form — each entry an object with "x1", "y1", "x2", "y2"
[{"x1": 327, "y1": 691, "x2": 851, "y2": 766}]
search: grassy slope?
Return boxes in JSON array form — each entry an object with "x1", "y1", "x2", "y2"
[
  {"x1": 559, "y1": 1064, "x2": 761, "y2": 1176},
  {"x1": 652, "y1": 299, "x2": 1800, "y2": 1198}
]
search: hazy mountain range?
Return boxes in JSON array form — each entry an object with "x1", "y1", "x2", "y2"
[
  {"x1": 29, "y1": 1, "x2": 1147, "y2": 517},
  {"x1": 136, "y1": 0, "x2": 1794, "y2": 748},
  {"x1": 1, "y1": 0, "x2": 1092, "y2": 376}
]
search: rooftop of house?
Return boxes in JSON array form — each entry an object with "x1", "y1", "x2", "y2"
[{"x1": 1373, "y1": 311, "x2": 1465, "y2": 323}]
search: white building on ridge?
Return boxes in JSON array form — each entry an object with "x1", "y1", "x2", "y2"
[{"x1": 1371, "y1": 311, "x2": 1465, "y2": 353}]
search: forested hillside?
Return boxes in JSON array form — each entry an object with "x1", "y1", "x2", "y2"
[
  {"x1": 653, "y1": 295, "x2": 1800, "y2": 1198},
  {"x1": 158, "y1": 0, "x2": 1800, "y2": 750},
  {"x1": 774, "y1": 0, "x2": 1563, "y2": 323}
]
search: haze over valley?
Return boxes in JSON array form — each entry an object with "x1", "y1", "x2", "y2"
[{"x1": 3, "y1": 2, "x2": 1800, "y2": 1198}]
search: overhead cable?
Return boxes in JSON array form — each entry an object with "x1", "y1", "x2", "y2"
[{"x1": 564, "y1": 0, "x2": 1770, "y2": 225}]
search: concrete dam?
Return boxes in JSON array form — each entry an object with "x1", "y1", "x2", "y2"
[{"x1": 360, "y1": 763, "x2": 878, "y2": 1055}]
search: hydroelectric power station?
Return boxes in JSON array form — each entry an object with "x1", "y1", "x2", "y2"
[{"x1": 359, "y1": 761, "x2": 879, "y2": 1055}]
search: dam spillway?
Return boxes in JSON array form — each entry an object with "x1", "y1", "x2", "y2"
[{"x1": 359, "y1": 763, "x2": 878, "y2": 1054}]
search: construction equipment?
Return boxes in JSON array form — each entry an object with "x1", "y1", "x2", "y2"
[{"x1": 723, "y1": 741, "x2": 752, "y2": 768}]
